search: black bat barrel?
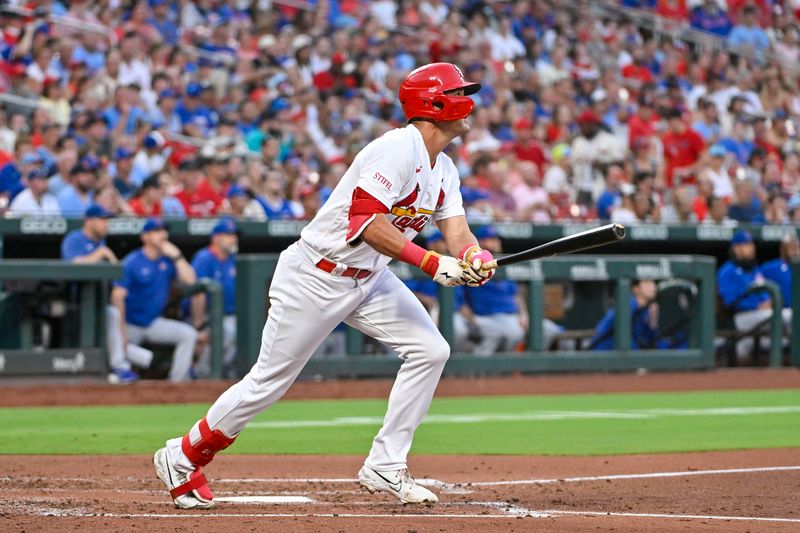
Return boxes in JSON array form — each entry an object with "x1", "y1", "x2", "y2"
[{"x1": 496, "y1": 224, "x2": 626, "y2": 267}]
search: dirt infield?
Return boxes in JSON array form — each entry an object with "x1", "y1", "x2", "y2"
[
  {"x1": 2, "y1": 369, "x2": 799, "y2": 531},
  {"x1": 2, "y1": 450, "x2": 799, "y2": 532}
]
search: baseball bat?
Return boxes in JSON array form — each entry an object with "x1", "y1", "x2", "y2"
[{"x1": 481, "y1": 223, "x2": 626, "y2": 270}]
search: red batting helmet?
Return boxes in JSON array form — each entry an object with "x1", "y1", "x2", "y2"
[{"x1": 399, "y1": 63, "x2": 481, "y2": 122}]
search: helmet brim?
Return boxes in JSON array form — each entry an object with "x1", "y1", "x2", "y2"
[{"x1": 444, "y1": 82, "x2": 481, "y2": 96}]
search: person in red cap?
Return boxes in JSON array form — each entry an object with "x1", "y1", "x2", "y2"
[
  {"x1": 154, "y1": 62, "x2": 493, "y2": 509},
  {"x1": 510, "y1": 116, "x2": 546, "y2": 174}
]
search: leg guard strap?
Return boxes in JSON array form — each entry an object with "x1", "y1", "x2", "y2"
[
  {"x1": 181, "y1": 417, "x2": 236, "y2": 467},
  {"x1": 170, "y1": 469, "x2": 211, "y2": 500}
]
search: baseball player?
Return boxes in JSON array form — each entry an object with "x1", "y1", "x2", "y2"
[
  {"x1": 190, "y1": 217, "x2": 239, "y2": 378},
  {"x1": 154, "y1": 63, "x2": 494, "y2": 508}
]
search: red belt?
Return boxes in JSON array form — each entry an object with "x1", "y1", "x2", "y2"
[{"x1": 315, "y1": 258, "x2": 372, "y2": 279}]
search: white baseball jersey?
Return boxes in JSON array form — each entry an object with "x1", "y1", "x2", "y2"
[{"x1": 301, "y1": 125, "x2": 465, "y2": 270}]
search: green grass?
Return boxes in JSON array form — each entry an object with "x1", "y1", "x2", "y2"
[{"x1": 0, "y1": 389, "x2": 798, "y2": 455}]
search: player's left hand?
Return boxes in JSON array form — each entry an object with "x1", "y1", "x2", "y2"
[{"x1": 460, "y1": 245, "x2": 495, "y2": 287}]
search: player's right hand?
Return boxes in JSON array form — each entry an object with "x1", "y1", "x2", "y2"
[{"x1": 432, "y1": 255, "x2": 477, "y2": 287}]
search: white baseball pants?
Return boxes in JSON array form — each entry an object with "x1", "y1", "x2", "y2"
[{"x1": 167, "y1": 241, "x2": 449, "y2": 472}]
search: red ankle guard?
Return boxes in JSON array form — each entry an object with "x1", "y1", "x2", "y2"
[{"x1": 181, "y1": 418, "x2": 236, "y2": 467}]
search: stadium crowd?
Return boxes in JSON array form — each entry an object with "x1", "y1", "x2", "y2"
[
  {"x1": 0, "y1": 0, "x2": 799, "y2": 225},
  {"x1": 1, "y1": 0, "x2": 799, "y2": 378}
]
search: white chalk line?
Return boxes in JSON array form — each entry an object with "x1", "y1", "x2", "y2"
[
  {"x1": 20, "y1": 507, "x2": 800, "y2": 524},
  {"x1": 466, "y1": 464, "x2": 800, "y2": 487},
  {"x1": 541, "y1": 509, "x2": 800, "y2": 524},
  {"x1": 249, "y1": 405, "x2": 800, "y2": 429}
]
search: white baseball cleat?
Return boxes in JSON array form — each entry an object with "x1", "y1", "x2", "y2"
[
  {"x1": 358, "y1": 465, "x2": 439, "y2": 504},
  {"x1": 153, "y1": 447, "x2": 214, "y2": 509}
]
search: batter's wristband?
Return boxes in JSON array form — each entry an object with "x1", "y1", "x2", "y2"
[
  {"x1": 399, "y1": 240, "x2": 440, "y2": 278},
  {"x1": 459, "y1": 244, "x2": 481, "y2": 262}
]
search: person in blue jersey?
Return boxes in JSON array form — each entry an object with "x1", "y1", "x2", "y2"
[
  {"x1": 110, "y1": 218, "x2": 198, "y2": 382},
  {"x1": 463, "y1": 226, "x2": 564, "y2": 355},
  {"x1": 256, "y1": 168, "x2": 301, "y2": 219},
  {"x1": 61, "y1": 204, "x2": 149, "y2": 384},
  {"x1": 760, "y1": 232, "x2": 799, "y2": 310},
  {"x1": 718, "y1": 229, "x2": 792, "y2": 361},
  {"x1": 590, "y1": 279, "x2": 667, "y2": 350},
  {"x1": 403, "y1": 231, "x2": 472, "y2": 351},
  {"x1": 190, "y1": 217, "x2": 239, "y2": 378}
]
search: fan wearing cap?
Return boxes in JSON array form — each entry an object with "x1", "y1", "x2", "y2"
[
  {"x1": 153, "y1": 63, "x2": 494, "y2": 509},
  {"x1": 189, "y1": 217, "x2": 239, "y2": 378},
  {"x1": 57, "y1": 156, "x2": 99, "y2": 216},
  {"x1": 0, "y1": 141, "x2": 40, "y2": 204},
  {"x1": 570, "y1": 108, "x2": 627, "y2": 204},
  {"x1": 173, "y1": 158, "x2": 222, "y2": 217},
  {"x1": 175, "y1": 82, "x2": 218, "y2": 137},
  {"x1": 661, "y1": 107, "x2": 705, "y2": 186},
  {"x1": 224, "y1": 184, "x2": 265, "y2": 220},
  {"x1": 8, "y1": 167, "x2": 61, "y2": 216},
  {"x1": 111, "y1": 147, "x2": 137, "y2": 199},
  {"x1": 127, "y1": 173, "x2": 161, "y2": 215},
  {"x1": 131, "y1": 131, "x2": 168, "y2": 187},
  {"x1": 111, "y1": 218, "x2": 198, "y2": 382}
]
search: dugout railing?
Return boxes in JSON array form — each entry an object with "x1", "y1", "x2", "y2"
[
  {"x1": 234, "y1": 254, "x2": 753, "y2": 379},
  {"x1": 0, "y1": 260, "x2": 226, "y2": 378}
]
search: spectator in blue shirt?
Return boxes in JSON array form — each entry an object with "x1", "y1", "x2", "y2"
[
  {"x1": 727, "y1": 6, "x2": 770, "y2": 53},
  {"x1": 691, "y1": 0, "x2": 733, "y2": 37},
  {"x1": 717, "y1": 230, "x2": 791, "y2": 361},
  {"x1": 102, "y1": 86, "x2": 147, "y2": 136},
  {"x1": 718, "y1": 118, "x2": 755, "y2": 165},
  {"x1": 257, "y1": 169, "x2": 300, "y2": 219},
  {"x1": 727, "y1": 179, "x2": 765, "y2": 224},
  {"x1": 111, "y1": 147, "x2": 137, "y2": 200},
  {"x1": 190, "y1": 217, "x2": 239, "y2": 378},
  {"x1": 590, "y1": 280, "x2": 664, "y2": 350},
  {"x1": 57, "y1": 156, "x2": 99, "y2": 216},
  {"x1": 760, "y1": 232, "x2": 800, "y2": 309},
  {"x1": 148, "y1": 0, "x2": 180, "y2": 46},
  {"x1": 110, "y1": 218, "x2": 198, "y2": 382},
  {"x1": 175, "y1": 82, "x2": 218, "y2": 138},
  {"x1": 1, "y1": 146, "x2": 42, "y2": 204}
]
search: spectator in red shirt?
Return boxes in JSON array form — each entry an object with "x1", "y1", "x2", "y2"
[
  {"x1": 194, "y1": 154, "x2": 228, "y2": 213},
  {"x1": 510, "y1": 117, "x2": 547, "y2": 175},
  {"x1": 174, "y1": 158, "x2": 220, "y2": 217},
  {"x1": 661, "y1": 108, "x2": 706, "y2": 186},
  {"x1": 621, "y1": 49, "x2": 654, "y2": 89},
  {"x1": 129, "y1": 174, "x2": 163, "y2": 216},
  {"x1": 657, "y1": 0, "x2": 689, "y2": 21},
  {"x1": 628, "y1": 94, "x2": 659, "y2": 149}
]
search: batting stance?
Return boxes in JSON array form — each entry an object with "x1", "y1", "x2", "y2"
[{"x1": 154, "y1": 63, "x2": 495, "y2": 507}]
